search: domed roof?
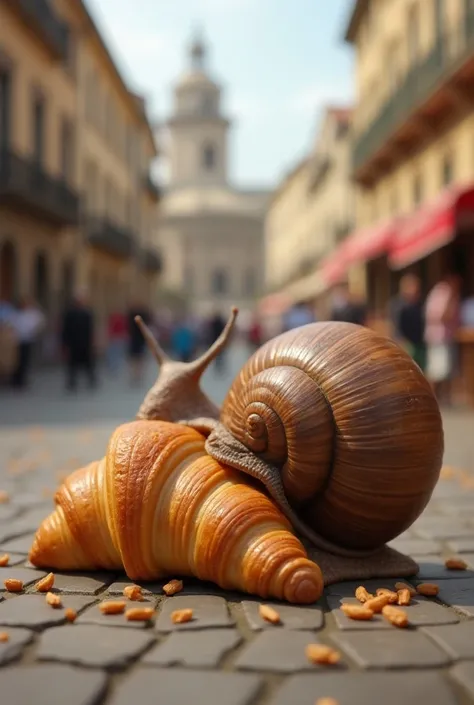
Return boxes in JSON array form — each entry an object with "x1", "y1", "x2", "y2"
[
  {"x1": 175, "y1": 70, "x2": 218, "y2": 91},
  {"x1": 174, "y1": 29, "x2": 219, "y2": 92}
]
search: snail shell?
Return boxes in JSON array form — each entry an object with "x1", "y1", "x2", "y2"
[{"x1": 219, "y1": 322, "x2": 443, "y2": 552}]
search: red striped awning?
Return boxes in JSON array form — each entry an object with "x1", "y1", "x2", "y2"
[
  {"x1": 389, "y1": 184, "x2": 474, "y2": 269},
  {"x1": 319, "y1": 219, "x2": 399, "y2": 286}
]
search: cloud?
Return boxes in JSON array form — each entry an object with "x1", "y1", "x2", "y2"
[{"x1": 289, "y1": 81, "x2": 354, "y2": 117}]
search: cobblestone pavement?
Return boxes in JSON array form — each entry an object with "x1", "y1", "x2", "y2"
[{"x1": 0, "y1": 345, "x2": 474, "y2": 705}]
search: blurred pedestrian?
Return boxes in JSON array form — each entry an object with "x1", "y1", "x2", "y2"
[
  {"x1": 389, "y1": 274, "x2": 426, "y2": 370},
  {"x1": 171, "y1": 315, "x2": 196, "y2": 362},
  {"x1": 10, "y1": 297, "x2": 45, "y2": 389},
  {"x1": 127, "y1": 300, "x2": 151, "y2": 385},
  {"x1": 330, "y1": 284, "x2": 368, "y2": 325},
  {"x1": 0, "y1": 298, "x2": 17, "y2": 384},
  {"x1": 207, "y1": 311, "x2": 227, "y2": 373},
  {"x1": 61, "y1": 290, "x2": 97, "y2": 392},
  {"x1": 282, "y1": 302, "x2": 315, "y2": 332},
  {"x1": 248, "y1": 315, "x2": 262, "y2": 351},
  {"x1": 106, "y1": 310, "x2": 127, "y2": 376},
  {"x1": 424, "y1": 273, "x2": 461, "y2": 405}
]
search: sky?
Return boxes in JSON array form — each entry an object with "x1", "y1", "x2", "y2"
[{"x1": 86, "y1": 0, "x2": 355, "y2": 190}]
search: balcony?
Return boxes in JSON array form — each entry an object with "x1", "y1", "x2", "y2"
[
  {"x1": 139, "y1": 246, "x2": 162, "y2": 273},
  {"x1": 353, "y1": 11, "x2": 474, "y2": 184},
  {"x1": 144, "y1": 173, "x2": 160, "y2": 202},
  {"x1": 85, "y1": 217, "x2": 135, "y2": 259},
  {"x1": 5, "y1": 0, "x2": 69, "y2": 61},
  {"x1": 0, "y1": 149, "x2": 79, "y2": 226}
]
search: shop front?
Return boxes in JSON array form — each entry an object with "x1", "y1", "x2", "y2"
[{"x1": 388, "y1": 183, "x2": 474, "y2": 406}]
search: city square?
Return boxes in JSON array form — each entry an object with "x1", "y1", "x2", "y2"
[{"x1": 0, "y1": 347, "x2": 473, "y2": 705}]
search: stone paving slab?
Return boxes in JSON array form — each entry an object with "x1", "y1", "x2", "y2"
[{"x1": 1, "y1": 369, "x2": 474, "y2": 704}]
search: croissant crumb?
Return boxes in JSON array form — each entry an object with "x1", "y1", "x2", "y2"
[
  {"x1": 65, "y1": 608, "x2": 77, "y2": 623},
  {"x1": 0, "y1": 632, "x2": 9, "y2": 643},
  {"x1": 382, "y1": 605, "x2": 409, "y2": 628},
  {"x1": 394, "y1": 582, "x2": 416, "y2": 596},
  {"x1": 0, "y1": 554, "x2": 9, "y2": 567},
  {"x1": 364, "y1": 594, "x2": 391, "y2": 614},
  {"x1": 46, "y1": 592, "x2": 62, "y2": 608},
  {"x1": 375, "y1": 588, "x2": 398, "y2": 604},
  {"x1": 163, "y1": 579, "x2": 183, "y2": 596},
  {"x1": 125, "y1": 607, "x2": 155, "y2": 622},
  {"x1": 99, "y1": 600, "x2": 126, "y2": 615},
  {"x1": 355, "y1": 586, "x2": 373, "y2": 603},
  {"x1": 315, "y1": 699, "x2": 339, "y2": 705},
  {"x1": 397, "y1": 588, "x2": 411, "y2": 606},
  {"x1": 0, "y1": 491, "x2": 9, "y2": 504},
  {"x1": 340, "y1": 604, "x2": 373, "y2": 620},
  {"x1": 305, "y1": 644, "x2": 340, "y2": 665},
  {"x1": 4, "y1": 578, "x2": 23, "y2": 593},
  {"x1": 445, "y1": 558, "x2": 468, "y2": 571},
  {"x1": 171, "y1": 608, "x2": 193, "y2": 624},
  {"x1": 123, "y1": 585, "x2": 143, "y2": 601},
  {"x1": 416, "y1": 583, "x2": 439, "y2": 596},
  {"x1": 35, "y1": 572, "x2": 55, "y2": 592},
  {"x1": 259, "y1": 604, "x2": 280, "y2": 624}
]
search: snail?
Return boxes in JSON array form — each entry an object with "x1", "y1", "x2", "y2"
[{"x1": 29, "y1": 308, "x2": 444, "y2": 600}]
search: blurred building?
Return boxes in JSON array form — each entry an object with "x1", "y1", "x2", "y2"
[
  {"x1": 263, "y1": 106, "x2": 354, "y2": 318},
  {"x1": 332, "y1": 0, "x2": 474, "y2": 324},
  {"x1": 157, "y1": 33, "x2": 270, "y2": 319},
  {"x1": 0, "y1": 0, "x2": 161, "y2": 353}
]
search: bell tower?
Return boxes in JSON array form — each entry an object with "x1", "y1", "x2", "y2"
[{"x1": 167, "y1": 30, "x2": 231, "y2": 188}]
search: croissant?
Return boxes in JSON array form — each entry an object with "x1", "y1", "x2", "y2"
[{"x1": 29, "y1": 420, "x2": 324, "y2": 604}]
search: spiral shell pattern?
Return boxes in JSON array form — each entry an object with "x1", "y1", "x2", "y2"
[{"x1": 221, "y1": 322, "x2": 444, "y2": 551}]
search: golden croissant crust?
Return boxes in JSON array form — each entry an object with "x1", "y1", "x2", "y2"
[{"x1": 29, "y1": 420, "x2": 323, "y2": 604}]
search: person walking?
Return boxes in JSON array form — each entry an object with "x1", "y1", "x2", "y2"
[
  {"x1": 330, "y1": 284, "x2": 368, "y2": 326},
  {"x1": 171, "y1": 315, "x2": 196, "y2": 363},
  {"x1": 10, "y1": 297, "x2": 45, "y2": 389},
  {"x1": 106, "y1": 310, "x2": 127, "y2": 376},
  {"x1": 207, "y1": 311, "x2": 227, "y2": 373},
  {"x1": 282, "y1": 302, "x2": 315, "y2": 332},
  {"x1": 424, "y1": 273, "x2": 461, "y2": 405},
  {"x1": 389, "y1": 274, "x2": 426, "y2": 371},
  {"x1": 127, "y1": 301, "x2": 151, "y2": 385},
  {"x1": 61, "y1": 290, "x2": 97, "y2": 392}
]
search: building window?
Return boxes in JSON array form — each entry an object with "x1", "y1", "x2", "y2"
[
  {"x1": 212, "y1": 268, "x2": 227, "y2": 295},
  {"x1": 32, "y1": 92, "x2": 46, "y2": 167},
  {"x1": 434, "y1": 0, "x2": 444, "y2": 40},
  {"x1": 201, "y1": 95, "x2": 214, "y2": 115},
  {"x1": 413, "y1": 173, "x2": 423, "y2": 206},
  {"x1": 408, "y1": 3, "x2": 420, "y2": 65},
  {"x1": 185, "y1": 267, "x2": 193, "y2": 294},
  {"x1": 85, "y1": 70, "x2": 97, "y2": 123},
  {"x1": 442, "y1": 153, "x2": 453, "y2": 186},
  {"x1": 60, "y1": 117, "x2": 74, "y2": 184},
  {"x1": 244, "y1": 268, "x2": 256, "y2": 296},
  {"x1": 0, "y1": 66, "x2": 11, "y2": 148},
  {"x1": 65, "y1": 29, "x2": 77, "y2": 77},
  {"x1": 202, "y1": 143, "x2": 216, "y2": 171}
]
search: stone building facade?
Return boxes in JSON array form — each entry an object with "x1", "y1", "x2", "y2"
[
  {"x1": 157, "y1": 34, "x2": 269, "y2": 320},
  {"x1": 341, "y1": 0, "x2": 474, "y2": 316},
  {"x1": 263, "y1": 106, "x2": 354, "y2": 316},
  {"x1": 0, "y1": 0, "x2": 161, "y2": 353}
]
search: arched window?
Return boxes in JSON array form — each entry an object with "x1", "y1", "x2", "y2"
[
  {"x1": 0, "y1": 240, "x2": 17, "y2": 301},
  {"x1": 202, "y1": 143, "x2": 216, "y2": 171},
  {"x1": 34, "y1": 251, "x2": 49, "y2": 312}
]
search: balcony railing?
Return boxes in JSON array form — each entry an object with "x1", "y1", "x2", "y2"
[
  {"x1": 353, "y1": 11, "x2": 474, "y2": 174},
  {"x1": 0, "y1": 149, "x2": 79, "y2": 226},
  {"x1": 5, "y1": 0, "x2": 69, "y2": 61},
  {"x1": 85, "y1": 217, "x2": 135, "y2": 259},
  {"x1": 139, "y1": 246, "x2": 162, "y2": 273}
]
